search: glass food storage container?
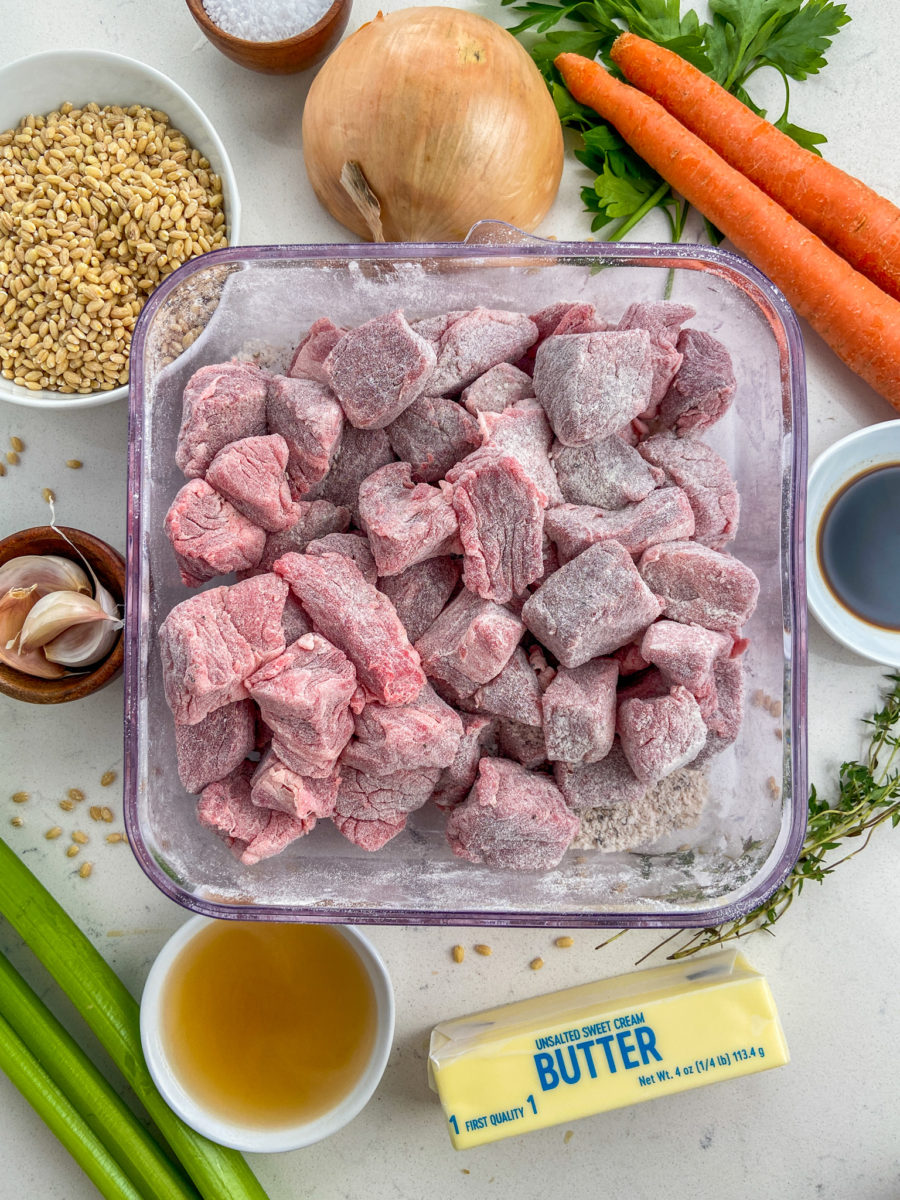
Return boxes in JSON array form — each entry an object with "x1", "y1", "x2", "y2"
[{"x1": 125, "y1": 226, "x2": 807, "y2": 928}]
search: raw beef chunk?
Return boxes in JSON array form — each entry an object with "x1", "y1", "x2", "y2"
[
  {"x1": 428, "y1": 307, "x2": 538, "y2": 394},
  {"x1": 517, "y1": 303, "x2": 605, "y2": 371},
  {"x1": 312, "y1": 425, "x2": 395, "y2": 521},
  {"x1": 641, "y1": 620, "x2": 733, "y2": 697},
  {"x1": 532, "y1": 329, "x2": 653, "y2": 446},
  {"x1": 638, "y1": 541, "x2": 759, "y2": 631},
  {"x1": 332, "y1": 765, "x2": 441, "y2": 850},
  {"x1": 282, "y1": 594, "x2": 312, "y2": 643},
  {"x1": 617, "y1": 667, "x2": 670, "y2": 706},
  {"x1": 323, "y1": 310, "x2": 436, "y2": 429},
  {"x1": 341, "y1": 682, "x2": 463, "y2": 774},
  {"x1": 522, "y1": 541, "x2": 662, "y2": 668},
  {"x1": 245, "y1": 632, "x2": 357, "y2": 776},
  {"x1": 542, "y1": 659, "x2": 618, "y2": 764},
  {"x1": 175, "y1": 699, "x2": 256, "y2": 793},
  {"x1": 165, "y1": 479, "x2": 265, "y2": 586},
  {"x1": 175, "y1": 362, "x2": 268, "y2": 478},
  {"x1": 206, "y1": 435, "x2": 299, "y2": 533},
  {"x1": 451, "y1": 454, "x2": 545, "y2": 603},
  {"x1": 469, "y1": 646, "x2": 543, "y2": 726},
  {"x1": 446, "y1": 757, "x2": 578, "y2": 871},
  {"x1": 637, "y1": 434, "x2": 739, "y2": 548},
  {"x1": 550, "y1": 435, "x2": 664, "y2": 510},
  {"x1": 266, "y1": 375, "x2": 344, "y2": 496},
  {"x1": 386, "y1": 394, "x2": 481, "y2": 483},
  {"x1": 658, "y1": 328, "x2": 736, "y2": 435},
  {"x1": 497, "y1": 718, "x2": 547, "y2": 768},
  {"x1": 378, "y1": 557, "x2": 461, "y2": 646},
  {"x1": 159, "y1": 574, "x2": 288, "y2": 725},
  {"x1": 198, "y1": 763, "x2": 309, "y2": 865},
  {"x1": 544, "y1": 489, "x2": 695, "y2": 563},
  {"x1": 553, "y1": 741, "x2": 646, "y2": 811},
  {"x1": 411, "y1": 310, "x2": 469, "y2": 349},
  {"x1": 617, "y1": 685, "x2": 708, "y2": 783},
  {"x1": 696, "y1": 656, "x2": 744, "y2": 762},
  {"x1": 274, "y1": 551, "x2": 425, "y2": 705},
  {"x1": 288, "y1": 317, "x2": 346, "y2": 384},
  {"x1": 474, "y1": 400, "x2": 564, "y2": 505},
  {"x1": 358, "y1": 462, "x2": 459, "y2": 576},
  {"x1": 414, "y1": 587, "x2": 524, "y2": 699},
  {"x1": 616, "y1": 302, "x2": 694, "y2": 414},
  {"x1": 250, "y1": 749, "x2": 339, "y2": 821},
  {"x1": 251, "y1": 500, "x2": 350, "y2": 573},
  {"x1": 462, "y1": 363, "x2": 534, "y2": 415},
  {"x1": 611, "y1": 641, "x2": 650, "y2": 675},
  {"x1": 432, "y1": 714, "x2": 495, "y2": 809},
  {"x1": 305, "y1": 532, "x2": 377, "y2": 584}
]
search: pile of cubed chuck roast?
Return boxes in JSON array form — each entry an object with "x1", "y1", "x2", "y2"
[{"x1": 159, "y1": 301, "x2": 757, "y2": 872}]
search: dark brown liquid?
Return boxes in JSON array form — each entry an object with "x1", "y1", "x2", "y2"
[
  {"x1": 162, "y1": 922, "x2": 377, "y2": 1129},
  {"x1": 817, "y1": 463, "x2": 900, "y2": 631}
]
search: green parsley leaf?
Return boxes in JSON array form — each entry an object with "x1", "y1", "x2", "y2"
[
  {"x1": 762, "y1": 0, "x2": 851, "y2": 79},
  {"x1": 774, "y1": 116, "x2": 828, "y2": 155}
]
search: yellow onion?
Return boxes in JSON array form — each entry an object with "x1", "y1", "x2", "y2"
[{"x1": 302, "y1": 7, "x2": 564, "y2": 241}]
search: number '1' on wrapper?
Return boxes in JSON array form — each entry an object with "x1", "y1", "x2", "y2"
[{"x1": 427, "y1": 949, "x2": 788, "y2": 1149}]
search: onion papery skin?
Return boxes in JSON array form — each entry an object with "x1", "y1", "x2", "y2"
[{"x1": 302, "y1": 7, "x2": 564, "y2": 242}]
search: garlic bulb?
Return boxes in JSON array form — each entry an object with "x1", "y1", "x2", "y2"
[
  {"x1": 44, "y1": 581, "x2": 123, "y2": 668},
  {"x1": 0, "y1": 586, "x2": 66, "y2": 679},
  {"x1": 17, "y1": 590, "x2": 115, "y2": 655}
]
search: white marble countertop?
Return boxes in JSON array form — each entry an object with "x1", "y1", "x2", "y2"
[{"x1": 1, "y1": 3, "x2": 899, "y2": 1198}]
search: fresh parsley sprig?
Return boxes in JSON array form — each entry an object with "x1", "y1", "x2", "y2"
[{"x1": 502, "y1": 0, "x2": 851, "y2": 240}]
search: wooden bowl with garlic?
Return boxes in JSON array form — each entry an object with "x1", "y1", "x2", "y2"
[{"x1": 0, "y1": 527, "x2": 125, "y2": 704}]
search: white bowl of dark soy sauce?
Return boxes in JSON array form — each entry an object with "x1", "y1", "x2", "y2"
[{"x1": 808, "y1": 420, "x2": 900, "y2": 664}]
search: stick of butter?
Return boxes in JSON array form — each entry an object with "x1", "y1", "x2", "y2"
[{"x1": 428, "y1": 949, "x2": 788, "y2": 1149}]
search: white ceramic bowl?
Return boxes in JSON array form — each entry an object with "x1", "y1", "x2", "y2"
[
  {"x1": 0, "y1": 49, "x2": 240, "y2": 411},
  {"x1": 807, "y1": 420, "x2": 900, "y2": 664},
  {"x1": 140, "y1": 916, "x2": 395, "y2": 1153}
]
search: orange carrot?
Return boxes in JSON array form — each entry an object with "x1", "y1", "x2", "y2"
[
  {"x1": 610, "y1": 32, "x2": 900, "y2": 303},
  {"x1": 555, "y1": 52, "x2": 900, "y2": 413}
]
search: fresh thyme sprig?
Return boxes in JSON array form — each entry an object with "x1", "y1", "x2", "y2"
[
  {"x1": 600, "y1": 673, "x2": 900, "y2": 963},
  {"x1": 501, "y1": 0, "x2": 851, "y2": 240}
]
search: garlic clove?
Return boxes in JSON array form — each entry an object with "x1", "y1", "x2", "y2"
[
  {"x1": 43, "y1": 581, "x2": 124, "y2": 668},
  {"x1": 0, "y1": 555, "x2": 91, "y2": 598},
  {"x1": 0, "y1": 587, "x2": 67, "y2": 679},
  {"x1": 17, "y1": 590, "x2": 115, "y2": 655}
]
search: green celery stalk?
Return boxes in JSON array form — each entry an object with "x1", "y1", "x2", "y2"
[
  {"x1": 0, "y1": 949, "x2": 201, "y2": 1200},
  {"x1": 0, "y1": 838, "x2": 270, "y2": 1200},
  {"x1": 0, "y1": 1010, "x2": 143, "y2": 1200}
]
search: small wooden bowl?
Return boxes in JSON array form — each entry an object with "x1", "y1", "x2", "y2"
[
  {"x1": 185, "y1": 0, "x2": 352, "y2": 75},
  {"x1": 0, "y1": 527, "x2": 125, "y2": 705}
]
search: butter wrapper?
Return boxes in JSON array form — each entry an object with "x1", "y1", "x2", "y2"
[{"x1": 428, "y1": 949, "x2": 788, "y2": 1149}]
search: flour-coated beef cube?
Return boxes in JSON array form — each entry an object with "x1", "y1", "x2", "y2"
[
  {"x1": 377, "y1": 557, "x2": 461, "y2": 646},
  {"x1": 469, "y1": 646, "x2": 543, "y2": 726},
  {"x1": 411, "y1": 311, "x2": 469, "y2": 350},
  {"x1": 544, "y1": 489, "x2": 695, "y2": 564},
  {"x1": 332, "y1": 765, "x2": 441, "y2": 851},
  {"x1": 323, "y1": 310, "x2": 436, "y2": 429},
  {"x1": 516, "y1": 303, "x2": 605, "y2": 372},
  {"x1": 206, "y1": 435, "x2": 300, "y2": 533},
  {"x1": 616, "y1": 667, "x2": 670, "y2": 705},
  {"x1": 250, "y1": 748, "x2": 339, "y2": 821},
  {"x1": 165, "y1": 479, "x2": 265, "y2": 586},
  {"x1": 532, "y1": 329, "x2": 653, "y2": 446},
  {"x1": 414, "y1": 587, "x2": 524, "y2": 699},
  {"x1": 159, "y1": 574, "x2": 288, "y2": 725},
  {"x1": 473, "y1": 400, "x2": 564, "y2": 506},
  {"x1": 305, "y1": 532, "x2": 378, "y2": 585},
  {"x1": 542, "y1": 659, "x2": 618, "y2": 764},
  {"x1": 175, "y1": 699, "x2": 256, "y2": 793},
  {"x1": 197, "y1": 761, "x2": 265, "y2": 848},
  {"x1": 496, "y1": 718, "x2": 547, "y2": 769},
  {"x1": 265, "y1": 375, "x2": 344, "y2": 497},
  {"x1": 288, "y1": 317, "x2": 346, "y2": 384},
  {"x1": 462, "y1": 363, "x2": 535, "y2": 415},
  {"x1": 551, "y1": 435, "x2": 664, "y2": 510},
  {"x1": 522, "y1": 541, "x2": 662, "y2": 668},
  {"x1": 611, "y1": 640, "x2": 650, "y2": 675},
  {"x1": 175, "y1": 362, "x2": 268, "y2": 478},
  {"x1": 432, "y1": 714, "x2": 496, "y2": 809},
  {"x1": 446, "y1": 757, "x2": 578, "y2": 871},
  {"x1": 638, "y1": 541, "x2": 759, "y2": 631},
  {"x1": 695, "y1": 656, "x2": 745, "y2": 764},
  {"x1": 239, "y1": 810, "x2": 311, "y2": 864},
  {"x1": 358, "y1": 462, "x2": 459, "y2": 577},
  {"x1": 616, "y1": 302, "x2": 695, "y2": 416},
  {"x1": 658, "y1": 328, "x2": 736, "y2": 436},
  {"x1": 637, "y1": 434, "x2": 739, "y2": 548},
  {"x1": 641, "y1": 620, "x2": 733, "y2": 698},
  {"x1": 451, "y1": 454, "x2": 546, "y2": 603},
  {"x1": 429, "y1": 308, "x2": 538, "y2": 394},
  {"x1": 386, "y1": 394, "x2": 481, "y2": 483},
  {"x1": 246, "y1": 499, "x2": 350, "y2": 576},
  {"x1": 553, "y1": 740, "x2": 646, "y2": 811},
  {"x1": 282, "y1": 594, "x2": 312, "y2": 644},
  {"x1": 311, "y1": 425, "x2": 395, "y2": 522},
  {"x1": 617, "y1": 685, "x2": 708, "y2": 783},
  {"x1": 274, "y1": 551, "x2": 425, "y2": 705},
  {"x1": 341, "y1": 681, "x2": 462, "y2": 775}
]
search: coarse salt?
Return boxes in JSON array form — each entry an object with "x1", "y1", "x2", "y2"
[{"x1": 202, "y1": 0, "x2": 333, "y2": 41}]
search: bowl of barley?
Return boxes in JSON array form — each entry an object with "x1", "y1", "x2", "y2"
[{"x1": 0, "y1": 50, "x2": 240, "y2": 410}]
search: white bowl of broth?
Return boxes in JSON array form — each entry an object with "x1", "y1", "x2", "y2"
[
  {"x1": 140, "y1": 917, "x2": 394, "y2": 1152},
  {"x1": 807, "y1": 420, "x2": 900, "y2": 664}
]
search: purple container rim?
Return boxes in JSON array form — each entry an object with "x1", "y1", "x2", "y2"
[{"x1": 124, "y1": 234, "x2": 808, "y2": 930}]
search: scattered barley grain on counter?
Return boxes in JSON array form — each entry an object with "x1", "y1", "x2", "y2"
[
  {"x1": 89, "y1": 805, "x2": 102, "y2": 822},
  {"x1": 9, "y1": 436, "x2": 23, "y2": 452},
  {"x1": 554, "y1": 937, "x2": 574, "y2": 949},
  {"x1": 0, "y1": 462, "x2": 6, "y2": 477},
  {"x1": 11, "y1": 791, "x2": 29, "y2": 803},
  {"x1": 529, "y1": 957, "x2": 544, "y2": 971},
  {"x1": 42, "y1": 488, "x2": 55, "y2": 504},
  {"x1": 66, "y1": 843, "x2": 80, "y2": 858},
  {"x1": 59, "y1": 799, "x2": 75, "y2": 812},
  {"x1": 66, "y1": 459, "x2": 83, "y2": 469},
  {"x1": 78, "y1": 862, "x2": 93, "y2": 879},
  {"x1": 10, "y1": 816, "x2": 23, "y2": 828},
  {"x1": 6, "y1": 451, "x2": 18, "y2": 465},
  {"x1": 71, "y1": 830, "x2": 88, "y2": 844},
  {"x1": 67, "y1": 788, "x2": 85, "y2": 803},
  {"x1": 452, "y1": 945, "x2": 465, "y2": 963},
  {"x1": 474, "y1": 944, "x2": 492, "y2": 957},
  {"x1": 45, "y1": 826, "x2": 62, "y2": 840},
  {"x1": 106, "y1": 832, "x2": 125, "y2": 844},
  {"x1": 100, "y1": 770, "x2": 117, "y2": 787}
]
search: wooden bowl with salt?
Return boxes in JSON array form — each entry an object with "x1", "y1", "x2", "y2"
[{"x1": 185, "y1": 0, "x2": 352, "y2": 75}]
